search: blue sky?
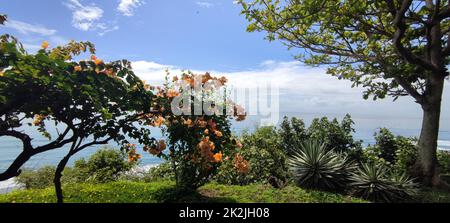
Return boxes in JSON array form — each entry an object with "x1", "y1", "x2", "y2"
[
  {"x1": 0, "y1": 0, "x2": 293, "y2": 71},
  {"x1": 1, "y1": 0, "x2": 449, "y2": 131}
]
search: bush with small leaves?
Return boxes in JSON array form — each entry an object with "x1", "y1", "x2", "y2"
[
  {"x1": 73, "y1": 148, "x2": 136, "y2": 183},
  {"x1": 438, "y1": 151, "x2": 450, "y2": 175},
  {"x1": 279, "y1": 115, "x2": 364, "y2": 161},
  {"x1": 363, "y1": 128, "x2": 418, "y2": 176},
  {"x1": 15, "y1": 166, "x2": 56, "y2": 189},
  {"x1": 215, "y1": 126, "x2": 289, "y2": 188}
]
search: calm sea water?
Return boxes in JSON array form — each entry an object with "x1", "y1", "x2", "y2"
[{"x1": 0, "y1": 113, "x2": 449, "y2": 172}]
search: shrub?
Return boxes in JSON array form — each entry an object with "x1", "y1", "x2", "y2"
[
  {"x1": 15, "y1": 166, "x2": 56, "y2": 189},
  {"x1": 119, "y1": 162, "x2": 175, "y2": 182},
  {"x1": 73, "y1": 148, "x2": 135, "y2": 183},
  {"x1": 288, "y1": 140, "x2": 354, "y2": 192},
  {"x1": 14, "y1": 148, "x2": 134, "y2": 189},
  {"x1": 279, "y1": 115, "x2": 364, "y2": 161},
  {"x1": 215, "y1": 126, "x2": 290, "y2": 188},
  {"x1": 363, "y1": 128, "x2": 417, "y2": 175},
  {"x1": 140, "y1": 72, "x2": 246, "y2": 191},
  {"x1": 438, "y1": 151, "x2": 450, "y2": 174},
  {"x1": 146, "y1": 162, "x2": 175, "y2": 181},
  {"x1": 350, "y1": 163, "x2": 418, "y2": 203}
]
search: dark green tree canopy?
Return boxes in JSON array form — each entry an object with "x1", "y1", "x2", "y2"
[
  {"x1": 240, "y1": 0, "x2": 449, "y2": 101},
  {"x1": 0, "y1": 33, "x2": 157, "y2": 182}
]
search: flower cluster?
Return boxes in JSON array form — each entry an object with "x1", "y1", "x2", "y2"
[
  {"x1": 138, "y1": 71, "x2": 248, "y2": 189},
  {"x1": 124, "y1": 144, "x2": 142, "y2": 163},
  {"x1": 71, "y1": 55, "x2": 120, "y2": 78},
  {"x1": 143, "y1": 139, "x2": 167, "y2": 156},
  {"x1": 233, "y1": 153, "x2": 250, "y2": 174},
  {"x1": 32, "y1": 114, "x2": 47, "y2": 126},
  {"x1": 197, "y1": 136, "x2": 223, "y2": 163}
]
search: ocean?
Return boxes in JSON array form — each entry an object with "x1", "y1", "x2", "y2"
[{"x1": 0, "y1": 113, "x2": 449, "y2": 172}]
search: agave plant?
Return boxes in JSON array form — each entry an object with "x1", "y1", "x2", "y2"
[
  {"x1": 288, "y1": 140, "x2": 354, "y2": 192},
  {"x1": 350, "y1": 162, "x2": 418, "y2": 203}
]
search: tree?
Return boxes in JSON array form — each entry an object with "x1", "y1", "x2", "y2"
[
  {"x1": 1, "y1": 21, "x2": 157, "y2": 202},
  {"x1": 239, "y1": 0, "x2": 449, "y2": 187}
]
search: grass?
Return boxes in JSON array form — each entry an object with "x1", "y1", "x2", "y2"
[
  {"x1": 0, "y1": 181, "x2": 366, "y2": 203},
  {"x1": 416, "y1": 188, "x2": 450, "y2": 203}
]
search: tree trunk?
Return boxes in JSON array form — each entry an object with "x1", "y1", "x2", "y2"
[
  {"x1": 413, "y1": 76, "x2": 448, "y2": 188},
  {"x1": 54, "y1": 154, "x2": 72, "y2": 203}
]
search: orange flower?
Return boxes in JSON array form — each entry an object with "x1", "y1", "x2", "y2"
[
  {"x1": 94, "y1": 59, "x2": 103, "y2": 65},
  {"x1": 214, "y1": 130, "x2": 223, "y2": 138},
  {"x1": 41, "y1": 41, "x2": 49, "y2": 49},
  {"x1": 209, "y1": 141, "x2": 215, "y2": 150},
  {"x1": 167, "y1": 89, "x2": 180, "y2": 98},
  {"x1": 148, "y1": 146, "x2": 161, "y2": 155},
  {"x1": 128, "y1": 148, "x2": 142, "y2": 163},
  {"x1": 154, "y1": 116, "x2": 165, "y2": 127},
  {"x1": 172, "y1": 76, "x2": 179, "y2": 82},
  {"x1": 202, "y1": 72, "x2": 212, "y2": 84},
  {"x1": 104, "y1": 69, "x2": 115, "y2": 76},
  {"x1": 157, "y1": 139, "x2": 167, "y2": 151},
  {"x1": 233, "y1": 154, "x2": 250, "y2": 174},
  {"x1": 218, "y1": 76, "x2": 227, "y2": 85},
  {"x1": 74, "y1": 66, "x2": 82, "y2": 72},
  {"x1": 91, "y1": 55, "x2": 97, "y2": 61},
  {"x1": 32, "y1": 114, "x2": 46, "y2": 126},
  {"x1": 184, "y1": 118, "x2": 194, "y2": 127},
  {"x1": 204, "y1": 129, "x2": 209, "y2": 135},
  {"x1": 213, "y1": 152, "x2": 223, "y2": 163}
]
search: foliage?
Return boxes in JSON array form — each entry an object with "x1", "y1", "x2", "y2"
[
  {"x1": 215, "y1": 126, "x2": 289, "y2": 188},
  {"x1": 0, "y1": 181, "x2": 366, "y2": 203},
  {"x1": 417, "y1": 188, "x2": 450, "y2": 203},
  {"x1": 0, "y1": 29, "x2": 157, "y2": 184},
  {"x1": 14, "y1": 148, "x2": 134, "y2": 189},
  {"x1": 238, "y1": 0, "x2": 450, "y2": 186},
  {"x1": 139, "y1": 71, "x2": 246, "y2": 190},
  {"x1": 279, "y1": 115, "x2": 363, "y2": 161},
  {"x1": 238, "y1": 0, "x2": 450, "y2": 100},
  {"x1": 71, "y1": 148, "x2": 136, "y2": 183},
  {"x1": 437, "y1": 151, "x2": 450, "y2": 174},
  {"x1": 146, "y1": 162, "x2": 175, "y2": 181},
  {"x1": 15, "y1": 166, "x2": 56, "y2": 189},
  {"x1": 363, "y1": 128, "x2": 417, "y2": 175},
  {"x1": 288, "y1": 140, "x2": 354, "y2": 192},
  {"x1": 350, "y1": 163, "x2": 418, "y2": 203}
]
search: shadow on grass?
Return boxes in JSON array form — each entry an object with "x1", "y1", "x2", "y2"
[{"x1": 152, "y1": 186, "x2": 238, "y2": 203}]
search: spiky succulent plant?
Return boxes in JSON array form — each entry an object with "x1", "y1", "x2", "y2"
[
  {"x1": 350, "y1": 163, "x2": 418, "y2": 203},
  {"x1": 288, "y1": 140, "x2": 354, "y2": 192}
]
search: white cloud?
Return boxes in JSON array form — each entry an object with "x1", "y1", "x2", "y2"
[
  {"x1": 4, "y1": 19, "x2": 56, "y2": 36},
  {"x1": 117, "y1": 0, "x2": 144, "y2": 16},
  {"x1": 64, "y1": 0, "x2": 117, "y2": 35},
  {"x1": 98, "y1": 25, "x2": 120, "y2": 36},
  {"x1": 196, "y1": 1, "x2": 214, "y2": 8},
  {"x1": 130, "y1": 59, "x2": 450, "y2": 126},
  {"x1": 131, "y1": 61, "x2": 176, "y2": 84},
  {"x1": 2, "y1": 18, "x2": 71, "y2": 53}
]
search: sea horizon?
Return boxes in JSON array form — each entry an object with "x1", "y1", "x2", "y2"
[{"x1": 1, "y1": 112, "x2": 449, "y2": 172}]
